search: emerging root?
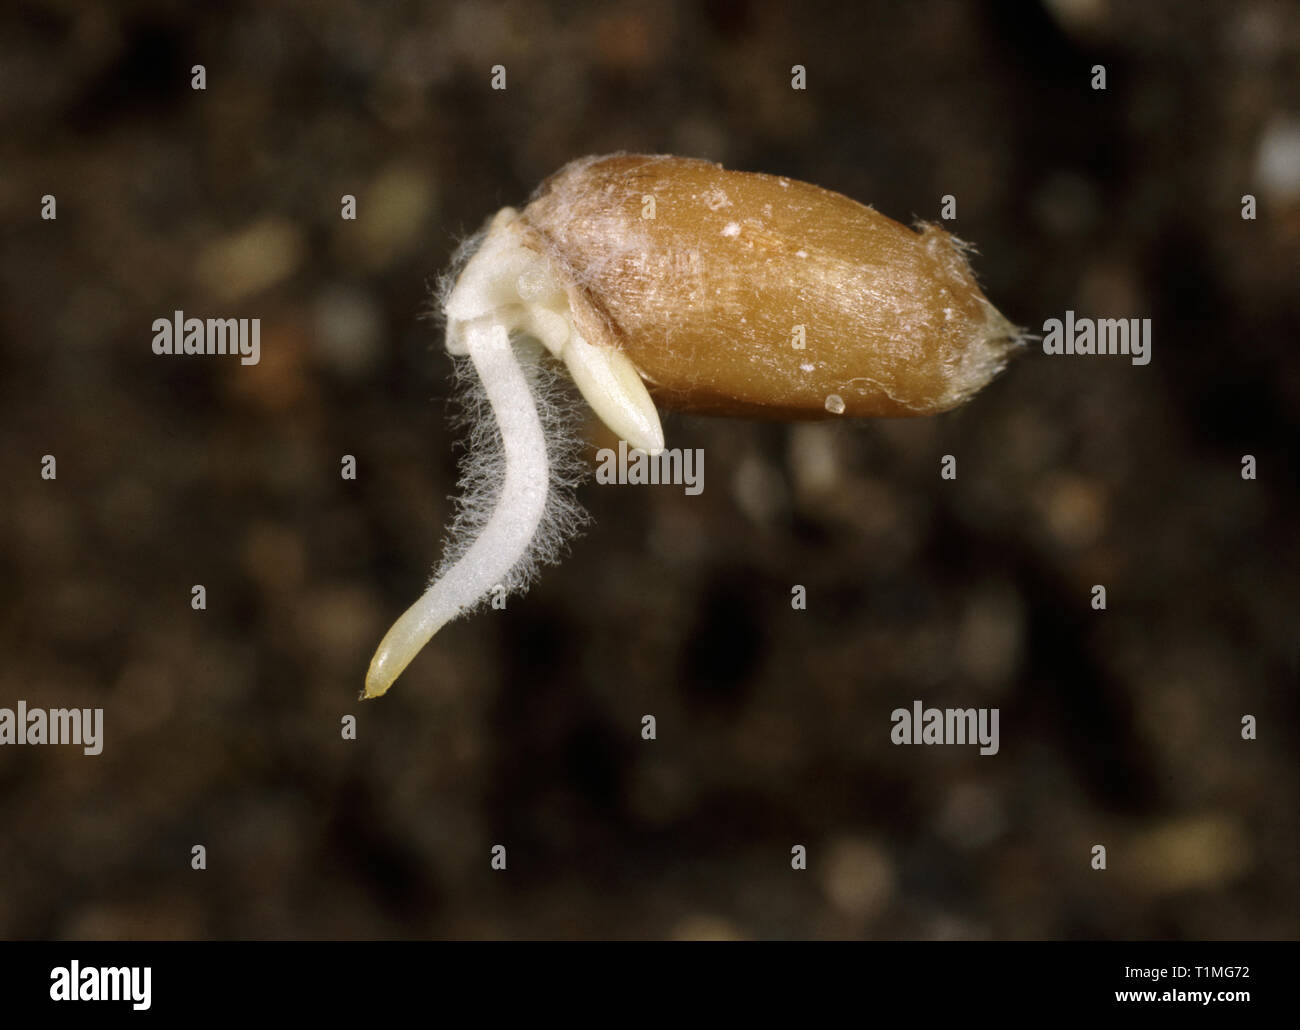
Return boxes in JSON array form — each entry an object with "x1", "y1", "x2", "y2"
[
  {"x1": 363, "y1": 321, "x2": 549, "y2": 698},
  {"x1": 365, "y1": 207, "x2": 664, "y2": 698}
]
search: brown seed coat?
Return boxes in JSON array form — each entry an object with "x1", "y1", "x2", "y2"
[{"x1": 517, "y1": 153, "x2": 1019, "y2": 418}]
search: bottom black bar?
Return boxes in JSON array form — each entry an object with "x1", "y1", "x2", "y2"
[{"x1": 0, "y1": 941, "x2": 1283, "y2": 1018}]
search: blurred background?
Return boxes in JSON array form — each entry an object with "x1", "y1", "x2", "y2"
[{"x1": 0, "y1": 0, "x2": 1296, "y2": 939}]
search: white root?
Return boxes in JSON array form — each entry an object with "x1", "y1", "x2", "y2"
[{"x1": 363, "y1": 320, "x2": 548, "y2": 698}]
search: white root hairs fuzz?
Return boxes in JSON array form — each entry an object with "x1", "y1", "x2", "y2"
[
  {"x1": 434, "y1": 342, "x2": 590, "y2": 604},
  {"x1": 431, "y1": 220, "x2": 593, "y2": 607}
]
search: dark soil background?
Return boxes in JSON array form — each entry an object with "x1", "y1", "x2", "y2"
[{"x1": 1, "y1": 0, "x2": 1296, "y2": 939}]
